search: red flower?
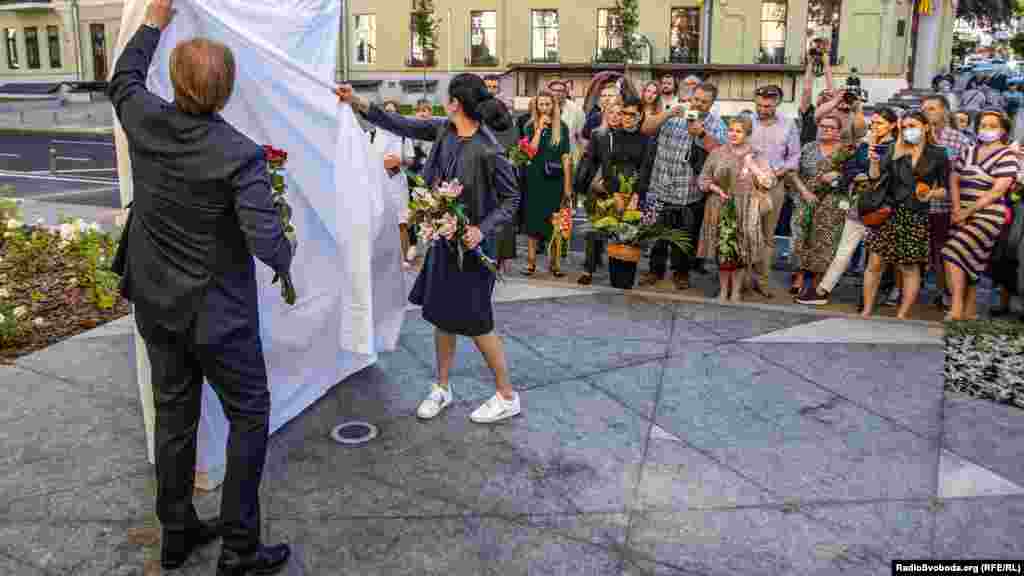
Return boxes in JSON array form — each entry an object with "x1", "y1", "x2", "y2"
[
  {"x1": 518, "y1": 138, "x2": 537, "y2": 159},
  {"x1": 263, "y1": 144, "x2": 288, "y2": 164}
]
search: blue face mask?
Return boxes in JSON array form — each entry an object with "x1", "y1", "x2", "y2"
[{"x1": 902, "y1": 127, "x2": 923, "y2": 145}]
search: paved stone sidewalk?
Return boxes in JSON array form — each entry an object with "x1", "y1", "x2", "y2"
[{"x1": 2, "y1": 282, "x2": 1023, "y2": 575}]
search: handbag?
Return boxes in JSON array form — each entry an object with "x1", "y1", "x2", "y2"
[
  {"x1": 544, "y1": 160, "x2": 563, "y2": 178},
  {"x1": 858, "y1": 173, "x2": 892, "y2": 227}
]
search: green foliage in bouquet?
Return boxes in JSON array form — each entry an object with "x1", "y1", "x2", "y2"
[
  {"x1": 591, "y1": 175, "x2": 691, "y2": 254},
  {"x1": 718, "y1": 196, "x2": 740, "y2": 266}
]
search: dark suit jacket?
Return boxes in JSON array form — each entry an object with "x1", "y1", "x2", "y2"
[
  {"x1": 573, "y1": 128, "x2": 651, "y2": 204},
  {"x1": 109, "y1": 26, "x2": 292, "y2": 343}
]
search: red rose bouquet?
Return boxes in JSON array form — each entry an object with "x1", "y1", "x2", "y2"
[
  {"x1": 507, "y1": 137, "x2": 538, "y2": 168},
  {"x1": 264, "y1": 144, "x2": 297, "y2": 305}
]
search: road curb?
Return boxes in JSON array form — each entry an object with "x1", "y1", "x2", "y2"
[{"x1": 0, "y1": 125, "x2": 114, "y2": 136}]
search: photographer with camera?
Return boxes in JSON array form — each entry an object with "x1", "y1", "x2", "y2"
[
  {"x1": 815, "y1": 70, "x2": 867, "y2": 146},
  {"x1": 799, "y1": 40, "x2": 835, "y2": 146}
]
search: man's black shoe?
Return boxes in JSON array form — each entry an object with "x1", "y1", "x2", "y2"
[
  {"x1": 217, "y1": 543, "x2": 291, "y2": 576},
  {"x1": 161, "y1": 519, "x2": 220, "y2": 570}
]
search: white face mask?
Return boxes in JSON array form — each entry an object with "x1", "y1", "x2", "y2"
[{"x1": 902, "y1": 127, "x2": 923, "y2": 145}]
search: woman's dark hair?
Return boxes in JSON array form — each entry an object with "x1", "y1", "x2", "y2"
[
  {"x1": 874, "y1": 107, "x2": 898, "y2": 139},
  {"x1": 448, "y1": 73, "x2": 513, "y2": 132},
  {"x1": 621, "y1": 94, "x2": 642, "y2": 110},
  {"x1": 976, "y1": 109, "x2": 1012, "y2": 142}
]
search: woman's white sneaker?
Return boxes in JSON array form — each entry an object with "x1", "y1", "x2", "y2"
[
  {"x1": 416, "y1": 384, "x2": 452, "y2": 419},
  {"x1": 470, "y1": 392, "x2": 521, "y2": 424}
]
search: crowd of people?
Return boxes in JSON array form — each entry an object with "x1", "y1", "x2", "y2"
[{"x1": 373, "y1": 45, "x2": 1024, "y2": 323}]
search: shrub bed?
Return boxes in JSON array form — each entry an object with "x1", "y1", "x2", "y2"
[
  {"x1": 944, "y1": 319, "x2": 1024, "y2": 408},
  {"x1": 0, "y1": 198, "x2": 129, "y2": 363}
]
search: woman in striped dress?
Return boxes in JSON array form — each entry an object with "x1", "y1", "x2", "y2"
[{"x1": 942, "y1": 110, "x2": 1019, "y2": 321}]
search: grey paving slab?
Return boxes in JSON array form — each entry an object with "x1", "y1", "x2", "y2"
[
  {"x1": 510, "y1": 333, "x2": 668, "y2": 381},
  {"x1": 943, "y1": 394, "x2": 1024, "y2": 488},
  {"x1": 933, "y1": 496, "x2": 1024, "y2": 560},
  {"x1": 671, "y1": 302, "x2": 823, "y2": 348},
  {"x1": 655, "y1": 348, "x2": 939, "y2": 502},
  {"x1": 0, "y1": 389, "x2": 148, "y2": 504},
  {"x1": 626, "y1": 501, "x2": 933, "y2": 576},
  {"x1": 268, "y1": 515, "x2": 623, "y2": 576},
  {"x1": 0, "y1": 364, "x2": 81, "y2": 424},
  {"x1": 400, "y1": 330, "x2": 574, "y2": 388},
  {"x1": 362, "y1": 380, "x2": 645, "y2": 519},
  {"x1": 0, "y1": 554, "x2": 48, "y2": 576},
  {"x1": 743, "y1": 343, "x2": 945, "y2": 439},
  {"x1": 494, "y1": 292, "x2": 674, "y2": 341},
  {"x1": 14, "y1": 333, "x2": 138, "y2": 403}
]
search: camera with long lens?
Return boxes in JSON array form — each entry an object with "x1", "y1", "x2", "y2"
[{"x1": 842, "y1": 69, "x2": 868, "y2": 105}]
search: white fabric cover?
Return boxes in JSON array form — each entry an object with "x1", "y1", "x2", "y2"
[{"x1": 114, "y1": 0, "x2": 406, "y2": 475}]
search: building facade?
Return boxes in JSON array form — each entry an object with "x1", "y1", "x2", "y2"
[
  {"x1": 341, "y1": 0, "x2": 948, "y2": 113},
  {"x1": 0, "y1": 0, "x2": 122, "y2": 86}
]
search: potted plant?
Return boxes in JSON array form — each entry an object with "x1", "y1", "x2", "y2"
[{"x1": 591, "y1": 175, "x2": 691, "y2": 289}]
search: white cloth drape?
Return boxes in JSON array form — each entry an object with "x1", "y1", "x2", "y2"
[{"x1": 115, "y1": 0, "x2": 406, "y2": 479}]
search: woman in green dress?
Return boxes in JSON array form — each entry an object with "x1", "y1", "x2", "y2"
[{"x1": 522, "y1": 90, "x2": 572, "y2": 276}]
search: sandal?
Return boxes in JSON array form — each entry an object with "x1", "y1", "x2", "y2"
[
  {"x1": 550, "y1": 269, "x2": 565, "y2": 278},
  {"x1": 577, "y1": 274, "x2": 593, "y2": 285},
  {"x1": 521, "y1": 262, "x2": 536, "y2": 276}
]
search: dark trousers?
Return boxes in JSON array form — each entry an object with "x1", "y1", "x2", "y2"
[
  {"x1": 136, "y1": 309, "x2": 270, "y2": 554},
  {"x1": 584, "y1": 232, "x2": 605, "y2": 274},
  {"x1": 650, "y1": 198, "x2": 705, "y2": 277}
]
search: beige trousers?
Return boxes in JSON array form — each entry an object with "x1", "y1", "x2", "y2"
[{"x1": 756, "y1": 179, "x2": 788, "y2": 286}]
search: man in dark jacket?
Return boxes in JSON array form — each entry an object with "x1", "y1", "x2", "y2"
[
  {"x1": 108, "y1": 1, "x2": 293, "y2": 574},
  {"x1": 573, "y1": 94, "x2": 651, "y2": 285}
]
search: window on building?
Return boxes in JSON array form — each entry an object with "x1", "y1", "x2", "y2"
[
  {"x1": 24, "y1": 27, "x2": 40, "y2": 69},
  {"x1": 470, "y1": 10, "x2": 497, "y2": 65},
  {"x1": 353, "y1": 14, "x2": 375, "y2": 65},
  {"x1": 47, "y1": 25, "x2": 61, "y2": 69},
  {"x1": 596, "y1": 8, "x2": 622, "y2": 61},
  {"x1": 759, "y1": 0, "x2": 787, "y2": 64},
  {"x1": 669, "y1": 7, "x2": 701, "y2": 64},
  {"x1": 530, "y1": 9, "x2": 558, "y2": 63},
  {"x1": 409, "y1": 9, "x2": 436, "y2": 66},
  {"x1": 5, "y1": 28, "x2": 18, "y2": 69},
  {"x1": 806, "y1": 0, "x2": 841, "y2": 65}
]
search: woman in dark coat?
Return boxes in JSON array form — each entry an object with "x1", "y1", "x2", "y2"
[{"x1": 336, "y1": 74, "x2": 523, "y2": 424}]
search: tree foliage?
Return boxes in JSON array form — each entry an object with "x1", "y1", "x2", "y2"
[
  {"x1": 957, "y1": 0, "x2": 1017, "y2": 24},
  {"x1": 411, "y1": 0, "x2": 438, "y2": 66},
  {"x1": 614, "y1": 0, "x2": 641, "y2": 64}
]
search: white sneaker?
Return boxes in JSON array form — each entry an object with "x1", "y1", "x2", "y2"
[
  {"x1": 470, "y1": 392, "x2": 521, "y2": 424},
  {"x1": 416, "y1": 383, "x2": 452, "y2": 419}
]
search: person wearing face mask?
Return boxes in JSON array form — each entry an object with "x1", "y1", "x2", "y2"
[
  {"x1": 521, "y1": 90, "x2": 573, "y2": 277},
  {"x1": 942, "y1": 110, "x2": 1019, "y2": 321},
  {"x1": 697, "y1": 115, "x2": 776, "y2": 303},
  {"x1": 573, "y1": 95, "x2": 652, "y2": 285},
  {"x1": 799, "y1": 108, "x2": 898, "y2": 305},
  {"x1": 861, "y1": 110, "x2": 950, "y2": 320}
]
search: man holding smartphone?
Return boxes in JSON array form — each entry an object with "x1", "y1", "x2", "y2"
[{"x1": 638, "y1": 83, "x2": 727, "y2": 290}]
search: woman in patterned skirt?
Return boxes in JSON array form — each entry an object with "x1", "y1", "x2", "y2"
[
  {"x1": 790, "y1": 114, "x2": 855, "y2": 303},
  {"x1": 862, "y1": 110, "x2": 950, "y2": 320},
  {"x1": 942, "y1": 110, "x2": 1019, "y2": 321},
  {"x1": 698, "y1": 115, "x2": 775, "y2": 303}
]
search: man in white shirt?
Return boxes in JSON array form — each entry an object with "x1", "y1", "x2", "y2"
[{"x1": 548, "y1": 79, "x2": 585, "y2": 156}]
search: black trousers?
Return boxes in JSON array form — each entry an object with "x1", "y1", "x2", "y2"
[
  {"x1": 584, "y1": 232, "x2": 605, "y2": 274},
  {"x1": 136, "y1": 309, "x2": 270, "y2": 554},
  {"x1": 650, "y1": 198, "x2": 705, "y2": 277}
]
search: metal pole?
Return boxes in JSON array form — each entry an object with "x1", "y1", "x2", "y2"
[
  {"x1": 49, "y1": 147, "x2": 57, "y2": 174},
  {"x1": 340, "y1": 0, "x2": 349, "y2": 82},
  {"x1": 72, "y1": 0, "x2": 84, "y2": 82}
]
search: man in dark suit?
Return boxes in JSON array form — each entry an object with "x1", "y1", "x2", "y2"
[{"x1": 108, "y1": 1, "x2": 293, "y2": 573}]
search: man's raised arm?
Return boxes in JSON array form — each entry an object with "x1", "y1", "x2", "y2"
[{"x1": 107, "y1": 0, "x2": 174, "y2": 133}]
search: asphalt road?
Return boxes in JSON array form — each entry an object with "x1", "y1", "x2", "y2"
[{"x1": 0, "y1": 132, "x2": 120, "y2": 208}]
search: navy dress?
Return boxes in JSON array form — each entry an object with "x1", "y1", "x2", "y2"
[{"x1": 364, "y1": 105, "x2": 520, "y2": 336}]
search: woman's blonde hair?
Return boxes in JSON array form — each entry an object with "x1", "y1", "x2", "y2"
[
  {"x1": 530, "y1": 90, "x2": 563, "y2": 147},
  {"x1": 642, "y1": 81, "x2": 662, "y2": 113},
  {"x1": 728, "y1": 115, "x2": 753, "y2": 137}
]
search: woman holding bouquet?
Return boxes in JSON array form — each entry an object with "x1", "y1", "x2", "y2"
[
  {"x1": 522, "y1": 90, "x2": 573, "y2": 277},
  {"x1": 790, "y1": 114, "x2": 856, "y2": 304},
  {"x1": 698, "y1": 115, "x2": 775, "y2": 303},
  {"x1": 335, "y1": 74, "x2": 523, "y2": 424}
]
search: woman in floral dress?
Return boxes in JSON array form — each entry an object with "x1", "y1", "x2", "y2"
[
  {"x1": 698, "y1": 115, "x2": 775, "y2": 303},
  {"x1": 790, "y1": 114, "x2": 856, "y2": 303}
]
